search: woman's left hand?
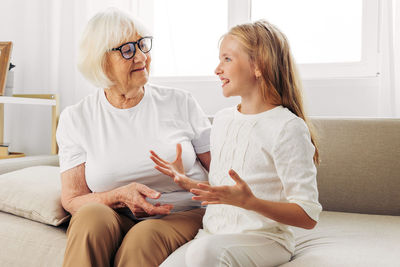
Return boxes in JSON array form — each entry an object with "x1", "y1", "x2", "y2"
[
  {"x1": 150, "y1": 144, "x2": 198, "y2": 191},
  {"x1": 191, "y1": 169, "x2": 255, "y2": 209}
]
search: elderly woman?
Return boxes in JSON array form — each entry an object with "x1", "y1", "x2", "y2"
[{"x1": 56, "y1": 8, "x2": 211, "y2": 267}]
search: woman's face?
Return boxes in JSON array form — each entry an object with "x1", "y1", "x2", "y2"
[
  {"x1": 106, "y1": 34, "x2": 151, "y2": 92},
  {"x1": 215, "y1": 35, "x2": 258, "y2": 98}
]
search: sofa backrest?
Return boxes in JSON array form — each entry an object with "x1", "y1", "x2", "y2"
[{"x1": 312, "y1": 118, "x2": 400, "y2": 216}]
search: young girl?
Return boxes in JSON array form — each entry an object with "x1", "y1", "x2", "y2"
[{"x1": 150, "y1": 20, "x2": 322, "y2": 267}]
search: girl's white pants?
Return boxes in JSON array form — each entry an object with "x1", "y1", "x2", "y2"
[{"x1": 160, "y1": 233, "x2": 291, "y2": 267}]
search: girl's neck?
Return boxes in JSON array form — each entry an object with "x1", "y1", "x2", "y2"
[{"x1": 239, "y1": 94, "x2": 278, "y2": 114}]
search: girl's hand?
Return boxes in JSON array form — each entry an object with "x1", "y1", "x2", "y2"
[
  {"x1": 191, "y1": 169, "x2": 255, "y2": 209},
  {"x1": 150, "y1": 144, "x2": 197, "y2": 191}
]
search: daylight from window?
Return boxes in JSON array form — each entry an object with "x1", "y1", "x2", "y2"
[
  {"x1": 151, "y1": 0, "x2": 228, "y2": 76},
  {"x1": 251, "y1": 0, "x2": 362, "y2": 64}
]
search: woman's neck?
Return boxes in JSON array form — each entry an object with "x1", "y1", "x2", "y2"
[{"x1": 104, "y1": 86, "x2": 145, "y2": 109}]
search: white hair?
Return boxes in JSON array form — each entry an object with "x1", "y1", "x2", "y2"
[{"x1": 77, "y1": 7, "x2": 151, "y2": 88}]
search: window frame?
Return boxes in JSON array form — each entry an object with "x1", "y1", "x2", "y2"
[{"x1": 296, "y1": 0, "x2": 381, "y2": 79}]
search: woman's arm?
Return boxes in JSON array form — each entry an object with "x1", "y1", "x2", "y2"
[
  {"x1": 191, "y1": 169, "x2": 316, "y2": 229},
  {"x1": 61, "y1": 163, "x2": 173, "y2": 216},
  {"x1": 197, "y1": 151, "x2": 211, "y2": 171}
]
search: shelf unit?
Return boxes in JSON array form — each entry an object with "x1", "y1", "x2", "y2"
[{"x1": 0, "y1": 94, "x2": 59, "y2": 157}]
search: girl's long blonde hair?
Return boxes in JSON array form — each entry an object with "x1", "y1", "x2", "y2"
[{"x1": 228, "y1": 20, "x2": 320, "y2": 164}]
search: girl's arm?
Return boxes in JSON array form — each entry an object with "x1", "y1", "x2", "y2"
[
  {"x1": 245, "y1": 197, "x2": 317, "y2": 229},
  {"x1": 191, "y1": 169, "x2": 316, "y2": 230}
]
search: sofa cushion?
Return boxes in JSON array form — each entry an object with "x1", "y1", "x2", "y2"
[
  {"x1": 282, "y1": 211, "x2": 400, "y2": 267},
  {"x1": 0, "y1": 211, "x2": 67, "y2": 267},
  {"x1": 312, "y1": 118, "x2": 400, "y2": 216},
  {"x1": 0, "y1": 155, "x2": 59, "y2": 175},
  {"x1": 0, "y1": 166, "x2": 70, "y2": 226}
]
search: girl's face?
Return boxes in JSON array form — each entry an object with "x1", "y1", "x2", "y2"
[{"x1": 215, "y1": 35, "x2": 258, "y2": 98}]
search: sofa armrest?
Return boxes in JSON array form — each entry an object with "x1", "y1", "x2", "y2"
[{"x1": 0, "y1": 155, "x2": 59, "y2": 175}]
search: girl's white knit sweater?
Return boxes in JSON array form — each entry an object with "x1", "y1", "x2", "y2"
[{"x1": 196, "y1": 105, "x2": 322, "y2": 254}]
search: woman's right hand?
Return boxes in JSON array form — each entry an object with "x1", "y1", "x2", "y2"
[
  {"x1": 150, "y1": 144, "x2": 197, "y2": 191},
  {"x1": 61, "y1": 164, "x2": 173, "y2": 217},
  {"x1": 117, "y1": 182, "x2": 173, "y2": 217}
]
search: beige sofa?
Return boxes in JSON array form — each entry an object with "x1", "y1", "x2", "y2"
[{"x1": 0, "y1": 118, "x2": 399, "y2": 267}]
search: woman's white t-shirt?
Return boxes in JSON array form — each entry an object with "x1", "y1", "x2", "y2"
[{"x1": 56, "y1": 84, "x2": 211, "y2": 212}]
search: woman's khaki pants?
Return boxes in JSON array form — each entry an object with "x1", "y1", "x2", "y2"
[{"x1": 62, "y1": 203, "x2": 204, "y2": 267}]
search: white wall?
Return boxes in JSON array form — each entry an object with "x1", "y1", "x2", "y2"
[
  {"x1": 149, "y1": 77, "x2": 383, "y2": 118},
  {"x1": 0, "y1": 1, "x2": 397, "y2": 156},
  {"x1": 1, "y1": 0, "x2": 95, "y2": 155},
  {"x1": 1, "y1": 75, "x2": 385, "y2": 155}
]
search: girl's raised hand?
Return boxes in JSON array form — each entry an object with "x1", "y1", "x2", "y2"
[
  {"x1": 191, "y1": 169, "x2": 255, "y2": 209},
  {"x1": 150, "y1": 144, "x2": 197, "y2": 191}
]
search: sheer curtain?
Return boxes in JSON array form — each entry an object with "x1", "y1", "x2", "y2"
[
  {"x1": 1, "y1": 0, "x2": 136, "y2": 109},
  {"x1": 394, "y1": 0, "x2": 400, "y2": 117},
  {"x1": 0, "y1": 0, "x2": 136, "y2": 154},
  {"x1": 378, "y1": 0, "x2": 399, "y2": 117}
]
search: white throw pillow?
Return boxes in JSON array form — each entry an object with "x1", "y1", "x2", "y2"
[{"x1": 0, "y1": 166, "x2": 70, "y2": 226}]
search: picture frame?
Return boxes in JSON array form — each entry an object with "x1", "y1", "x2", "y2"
[{"x1": 0, "y1": 42, "x2": 13, "y2": 96}]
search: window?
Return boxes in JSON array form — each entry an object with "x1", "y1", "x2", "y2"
[
  {"x1": 252, "y1": 0, "x2": 362, "y2": 64},
  {"x1": 149, "y1": 0, "x2": 228, "y2": 76},
  {"x1": 250, "y1": 0, "x2": 379, "y2": 78},
  {"x1": 137, "y1": 0, "x2": 379, "y2": 79}
]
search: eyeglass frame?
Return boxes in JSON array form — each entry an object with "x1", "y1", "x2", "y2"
[{"x1": 110, "y1": 36, "x2": 153, "y2": 60}]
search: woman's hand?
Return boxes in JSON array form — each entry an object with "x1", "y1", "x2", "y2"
[
  {"x1": 126, "y1": 203, "x2": 174, "y2": 218},
  {"x1": 191, "y1": 169, "x2": 255, "y2": 209},
  {"x1": 60, "y1": 164, "x2": 172, "y2": 217},
  {"x1": 117, "y1": 182, "x2": 173, "y2": 217},
  {"x1": 150, "y1": 144, "x2": 198, "y2": 191}
]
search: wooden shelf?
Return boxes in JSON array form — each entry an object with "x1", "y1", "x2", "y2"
[
  {"x1": 0, "y1": 152, "x2": 25, "y2": 159},
  {"x1": 0, "y1": 96, "x2": 56, "y2": 106},
  {"x1": 0, "y1": 94, "x2": 59, "y2": 156}
]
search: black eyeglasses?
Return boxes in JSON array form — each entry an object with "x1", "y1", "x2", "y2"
[{"x1": 110, "y1": 36, "x2": 153, "y2": 60}]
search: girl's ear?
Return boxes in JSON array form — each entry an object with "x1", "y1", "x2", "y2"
[{"x1": 254, "y1": 67, "x2": 261, "y2": 79}]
